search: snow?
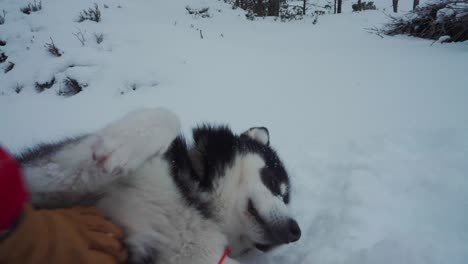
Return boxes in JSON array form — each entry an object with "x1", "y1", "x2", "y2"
[
  {"x1": 1, "y1": 0, "x2": 467, "y2": 263},
  {"x1": 437, "y1": 7, "x2": 455, "y2": 21}
]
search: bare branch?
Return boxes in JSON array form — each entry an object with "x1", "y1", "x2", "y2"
[{"x1": 72, "y1": 28, "x2": 86, "y2": 46}]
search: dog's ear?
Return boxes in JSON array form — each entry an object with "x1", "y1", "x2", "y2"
[{"x1": 241, "y1": 127, "x2": 270, "y2": 146}]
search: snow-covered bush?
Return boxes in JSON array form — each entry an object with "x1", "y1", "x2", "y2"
[
  {"x1": 185, "y1": 6, "x2": 211, "y2": 18},
  {"x1": 279, "y1": 3, "x2": 304, "y2": 21},
  {"x1": 58, "y1": 77, "x2": 86, "y2": 97},
  {"x1": 44, "y1": 38, "x2": 63, "y2": 57},
  {"x1": 0, "y1": 52, "x2": 7, "y2": 63},
  {"x1": 77, "y1": 4, "x2": 101, "y2": 23},
  {"x1": 4, "y1": 61, "x2": 14, "y2": 73},
  {"x1": 20, "y1": 1, "x2": 42, "y2": 15},
  {"x1": 0, "y1": 40, "x2": 5, "y2": 46},
  {"x1": 352, "y1": 1, "x2": 377, "y2": 11},
  {"x1": 14, "y1": 83, "x2": 23, "y2": 94},
  {"x1": 94, "y1": 33, "x2": 104, "y2": 44},
  {"x1": 35, "y1": 77, "x2": 56, "y2": 93},
  {"x1": 385, "y1": 0, "x2": 468, "y2": 42},
  {"x1": 245, "y1": 9, "x2": 256, "y2": 20}
]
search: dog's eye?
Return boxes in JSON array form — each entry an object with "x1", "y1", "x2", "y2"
[
  {"x1": 248, "y1": 199, "x2": 267, "y2": 225},
  {"x1": 261, "y1": 167, "x2": 281, "y2": 195}
]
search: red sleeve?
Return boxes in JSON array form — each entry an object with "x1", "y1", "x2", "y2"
[{"x1": 0, "y1": 147, "x2": 28, "y2": 232}]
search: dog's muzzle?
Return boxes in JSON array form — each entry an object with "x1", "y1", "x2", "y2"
[
  {"x1": 271, "y1": 218, "x2": 301, "y2": 244},
  {"x1": 254, "y1": 218, "x2": 302, "y2": 252},
  {"x1": 248, "y1": 199, "x2": 301, "y2": 251}
]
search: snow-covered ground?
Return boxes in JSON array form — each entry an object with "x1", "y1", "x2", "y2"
[{"x1": 1, "y1": 0, "x2": 467, "y2": 263}]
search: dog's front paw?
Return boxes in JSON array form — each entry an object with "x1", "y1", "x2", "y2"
[{"x1": 91, "y1": 108, "x2": 181, "y2": 175}]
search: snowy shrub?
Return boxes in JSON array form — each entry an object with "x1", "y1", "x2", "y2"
[
  {"x1": 14, "y1": 83, "x2": 24, "y2": 94},
  {"x1": 0, "y1": 40, "x2": 5, "y2": 46},
  {"x1": 44, "y1": 38, "x2": 62, "y2": 57},
  {"x1": 35, "y1": 77, "x2": 56, "y2": 92},
  {"x1": 384, "y1": 0, "x2": 468, "y2": 42},
  {"x1": 20, "y1": 1, "x2": 42, "y2": 15},
  {"x1": 352, "y1": 1, "x2": 377, "y2": 11},
  {"x1": 314, "y1": 2, "x2": 333, "y2": 16},
  {"x1": 0, "y1": 52, "x2": 7, "y2": 63},
  {"x1": 77, "y1": 4, "x2": 101, "y2": 23},
  {"x1": 94, "y1": 33, "x2": 104, "y2": 44},
  {"x1": 245, "y1": 10, "x2": 256, "y2": 20},
  {"x1": 0, "y1": 10, "x2": 6, "y2": 25},
  {"x1": 185, "y1": 6, "x2": 211, "y2": 18},
  {"x1": 315, "y1": 10, "x2": 326, "y2": 15},
  {"x1": 58, "y1": 77, "x2": 86, "y2": 97},
  {"x1": 279, "y1": 3, "x2": 304, "y2": 21},
  {"x1": 4, "y1": 61, "x2": 14, "y2": 73},
  {"x1": 229, "y1": 0, "x2": 281, "y2": 17}
]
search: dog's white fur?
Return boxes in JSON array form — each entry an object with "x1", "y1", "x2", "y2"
[{"x1": 22, "y1": 108, "x2": 296, "y2": 264}]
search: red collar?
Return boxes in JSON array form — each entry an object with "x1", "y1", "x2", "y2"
[{"x1": 217, "y1": 247, "x2": 230, "y2": 264}]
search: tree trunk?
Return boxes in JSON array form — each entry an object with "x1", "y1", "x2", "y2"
[
  {"x1": 254, "y1": 0, "x2": 265, "y2": 16},
  {"x1": 334, "y1": 0, "x2": 337, "y2": 14},
  {"x1": 267, "y1": 0, "x2": 280, "y2": 16},
  {"x1": 303, "y1": 0, "x2": 307, "y2": 15},
  {"x1": 337, "y1": 0, "x2": 342, "y2": 13},
  {"x1": 393, "y1": 0, "x2": 398, "y2": 12},
  {"x1": 413, "y1": 0, "x2": 419, "y2": 10}
]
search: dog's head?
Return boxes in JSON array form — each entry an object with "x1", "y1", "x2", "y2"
[{"x1": 190, "y1": 125, "x2": 301, "y2": 255}]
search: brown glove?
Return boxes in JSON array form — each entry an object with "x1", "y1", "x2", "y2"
[{"x1": 0, "y1": 204, "x2": 128, "y2": 264}]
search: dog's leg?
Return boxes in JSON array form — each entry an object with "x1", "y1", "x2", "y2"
[
  {"x1": 20, "y1": 107, "x2": 180, "y2": 207},
  {"x1": 91, "y1": 107, "x2": 181, "y2": 177}
]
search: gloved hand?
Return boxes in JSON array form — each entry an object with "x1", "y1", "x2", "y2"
[
  {"x1": 0, "y1": 147, "x2": 128, "y2": 264},
  {"x1": 0, "y1": 204, "x2": 128, "y2": 264}
]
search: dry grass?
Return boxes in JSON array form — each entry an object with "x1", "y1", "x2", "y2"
[{"x1": 44, "y1": 38, "x2": 63, "y2": 57}]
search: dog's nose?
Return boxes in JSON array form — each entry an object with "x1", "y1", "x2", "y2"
[
  {"x1": 274, "y1": 218, "x2": 301, "y2": 244},
  {"x1": 288, "y1": 219, "x2": 301, "y2": 242}
]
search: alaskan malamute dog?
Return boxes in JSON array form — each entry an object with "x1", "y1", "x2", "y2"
[{"x1": 17, "y1": 108, "x2": 301, "y2": 264}]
